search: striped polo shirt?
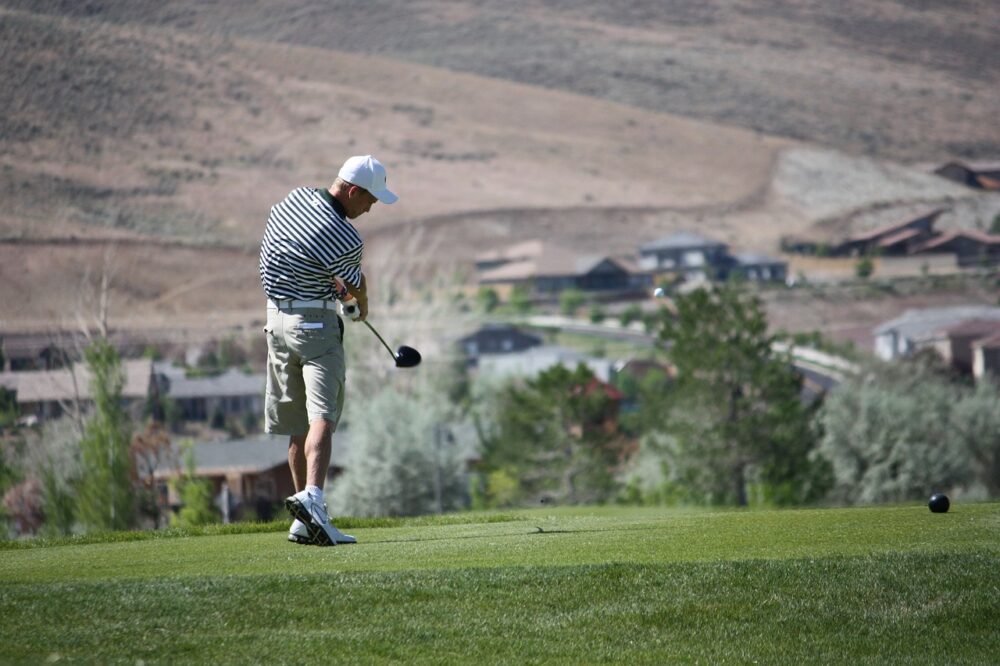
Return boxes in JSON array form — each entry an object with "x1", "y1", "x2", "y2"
[{"x1": 259, "y1": 186, "x2": 363, "y2": 301}]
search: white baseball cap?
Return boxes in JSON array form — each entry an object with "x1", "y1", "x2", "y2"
[{"x1": 337, "y1": 155, "x2": 398, "y2": 204}]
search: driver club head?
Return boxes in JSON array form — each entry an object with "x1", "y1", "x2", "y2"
[{"x1": 394, "y1": 345, "x2": 422, "y2": 368}]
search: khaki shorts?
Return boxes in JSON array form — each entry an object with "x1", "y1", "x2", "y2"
[{"x1": 263, "y1": 306, "x2": 346, "y2": 436}]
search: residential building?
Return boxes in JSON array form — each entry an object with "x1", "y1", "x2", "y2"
[
  {"x1": 836, "y1": 209, "x2": 944, "y2": 257},
  {"x1": 475, "y1": 241, "x2": 651, "y2": 294},
  {"x1": 153, "y1": 434, "x2": 350, "y2": 521},
  {"x1": 933, "y1": 161, "x2": 1000, "y2": 191},
  {"x1": 972, "y1": 332, "x2": 1000, "y2": 381},
  {"x1": 0, "y1": 358, "x2": 155, "y2": 421},
  {"x1": 458, "y1": 324, "x2": 543, "y2": 359},
  {"x1": 638, "y1": 231, "x2": 729, "y2": 279},
  {"x1": 638, "y1": 231, "x2": 787, "y2": 282},
  {"x1": 154, "y1": 363, "x2": 264, "y2": 422},
  {"x1": 910, "y1": 229, "x2": 1000, "y2": 267},
  {"x1": 873, "y1": 306, "x2": 1000, "y2": 361},
  {"x1": 932, "y1": 320, "x2": 1000, "y2": 375}
]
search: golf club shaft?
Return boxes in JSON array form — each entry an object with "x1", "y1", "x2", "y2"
[{"x1": 364, "y1": 320, "x2": 397, "y2": 360}]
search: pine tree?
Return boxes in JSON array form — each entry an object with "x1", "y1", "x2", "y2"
[
  {"x1": 653, "y1": 285, "x2": 827, "y2": 506},
  {"x1": 77, "y1": 339, "x2": 135, "y2": 531}
]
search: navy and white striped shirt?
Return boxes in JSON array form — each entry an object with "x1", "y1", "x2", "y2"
[{"x1": 259, "y1": 187, "x2": 363, "y2": 300}]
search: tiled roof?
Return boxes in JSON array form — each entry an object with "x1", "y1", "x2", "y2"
[
  {"x1": 0, "y1": 359, "x2": 152, "y2": 403},
  {"x1": 875, "y1": 306, "x2": 1000, "y2": 338}
]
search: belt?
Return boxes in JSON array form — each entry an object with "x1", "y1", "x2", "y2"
[{"x1": 267, "y1": 298, "x2": 335, "y2": 310}]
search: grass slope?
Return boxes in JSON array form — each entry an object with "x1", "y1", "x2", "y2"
[{"x1": 2, "y1": 504, "x2": 999, "y2": 664}]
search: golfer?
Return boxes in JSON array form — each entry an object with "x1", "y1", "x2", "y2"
[{"x1": 258, "y1": 155, "x2": 398, "y2": 546}]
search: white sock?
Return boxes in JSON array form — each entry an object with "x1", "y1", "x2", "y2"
[{"x1": 306, "y1": 485, "x2": 324, "y2": 502}]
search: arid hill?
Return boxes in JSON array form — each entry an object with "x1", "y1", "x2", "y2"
[{"x1": 1, "y1": 2, "x2": 998, "y2": 333}]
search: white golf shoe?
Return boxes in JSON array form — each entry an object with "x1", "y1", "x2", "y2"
[
  {"x1": 284, "y1": 490, "x2": 357, "y2": 546},
  {"x1": 287, "y1": 519, "x2": 311, "y2": 545}
]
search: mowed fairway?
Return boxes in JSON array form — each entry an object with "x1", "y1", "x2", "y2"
[{"x1": 2, "y1": 504, "x2": 999, "y2": 664}]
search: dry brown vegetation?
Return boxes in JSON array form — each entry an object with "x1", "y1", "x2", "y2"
[{"x1": 1, "y1": 2, "x2": 998, "y2": 337}]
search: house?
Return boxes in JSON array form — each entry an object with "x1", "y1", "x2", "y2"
[
  {"x1": 0, "y1": 358, "x2": 155, "y2": 420},
  {"x1": 933, "y1": 161, "x2": 1000, "y2": 191},
  {"x1": 152, "y1": 433, "x2": 351, "y2": 521},
  {"x1": 475, "y1": 241, "x2": 651, "y2": 294},
  {"x1": 836, "y1": 209, "x2": 944, "y2": 257},
  {"x1": 154, "y1": 363, "x2": 264, "y2": 422},
  {"x1": 729, "y1": 253, "x2": 788, "y2": 282},
  {"x1": 931, "y1": 320, "x2": 1000, "y2": 375},
  {"x1": 910, "y1": 229, "x2": 1000, "y2": 267},
  {"x1": 972, "y1": 332, "x2": 1000, "y2": 381},
  {"x1": 476, "y1": 345, "x2": 616, "y2": 382},
  {"x1": 873, "y1": 306, "x2": 1000, "y2": 361},
  {"x1": 458, "y1": 324, "x2": 543, "y2": 359},
  {"x1": 638, "y1": 231, "x2": 729, "y2": 279},
  {"x1": 638, "y1": 232, "x2": 787, "y2": 283}
]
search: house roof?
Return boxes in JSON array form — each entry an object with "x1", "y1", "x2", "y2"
[
  {"x1": 942, "y1": 319, "x2": 1000, "y2": 339},
  {"x1": 153, "y1": 433, "x2": 351, "y2": 478},
  {"x1": 0, "y1": 359, "x2": 153, "y2": 403},
  {"x1": 911, "y1": 229, "x2": 1000, "y2": 253},
  {"x1": 477, "y1": 244, "x2": 632, "y2": 282},
  {"x1": 877, "y1": 227, "x2": 924, "y2": 248},
  {"x1": 639, "y1": 231, "x2": 726, "y2": 252},
  {"x1": 846, "y1": 208, "x2": 944, "y2": 243},
  {"x1": 156, "y1": 365, "x2": 264, "y2": 399},
  {"x1": 458, "y1": 324, "x2": 543, "y2": 346},
  {"x1": 972, "y1": 331, "x2": 1000, "y2": 349},
  {"x1": 874, "y1": 306, "x2": 1000, "y2": 338}
]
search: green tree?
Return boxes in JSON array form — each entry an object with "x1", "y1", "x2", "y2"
[
  {"x1": 989, "y1": 212, "x2": 1000, "y2": 235},
  {"x1": 652, "y1": 285, "x2": 827, "y2": 506},
  {"x1": 478, "y1": 363, "x2": 630, "y2": 506},
  {"x1": 0, "y1": 386, "x2": 17, "y2": 430},
  {"x1": 818, "y1": 361, "x2": 1000, "y2": 503},
  {"x1": 475, "y1": 287, "x2": 500, "y2": 313},
  {"x1": 619, "y1": 304, "x2": 643, "y2": 328},
  {"x1": 77, "y1": 339, "x2": 135, "y2": 531},
  {"x1": 508, "y1": 285, "x2": 533, "y2": 314},
  {"x1": 559, "y1": 289, "x2": 586, "y2": 316},
  {"x1": 855, "y1": 256, "x2": 874, "y2": 280},
  {"x1": 172, "y1": 443, "x2": 216, "y2": 527},
  {"x1": 953, "y1": 380, "x2": 1000, "y2": 497},
  {"x1": 588, "y1": 305, "x2": 606, "y2": 324}
]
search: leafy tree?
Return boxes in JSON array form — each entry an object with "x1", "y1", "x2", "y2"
[
  {"x1": 475, "y1": 287, "x2": 500, "y2": 313},
  {"x1": 818, "y1": 362, "x2": 999, "y2": 503},
  {"x1": 478, "y1": 363, "x2": 631, "y2": 506},
  {"x1": 953, "y1": 380, "x2": 1000, "y2": 496},
  {"x1": 329, "y1": 377, "x2": 469, "y2": 517},
  {"x1": 588, "y1": 305, "x2": 606, "y2": 324},
  {"x1": 619, "y1": 304, "x2": 643, "y2": 328},
  {"x1": 508, "y1": 285, "x2": 533, "y2": 314},
  {"x1": 171, "y1": 443, "x2": 216, "y2": 527},
  {"x1": 559, "y1": 289, "x2": 586, "y2": 316},
  {"x1": 0, "y1": 386, "x2": 17, "y2": 429},
  {"x1": 77, "y1": 338, "x2": 135, "y2": 531},
  {"x1": 855, "y1": 256, "x2": 874, "y2": 279},
  {"x1": 652, "y1": 285, "x2": 827, "y2": 506}
]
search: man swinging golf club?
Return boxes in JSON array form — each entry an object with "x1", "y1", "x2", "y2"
[{"x1": 258, "y1": 155, "x2": 398, "y2": 546}]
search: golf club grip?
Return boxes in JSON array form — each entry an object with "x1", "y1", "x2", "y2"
[{"x1": 364, "y1": 320, "x2": 396, "y2": 358}]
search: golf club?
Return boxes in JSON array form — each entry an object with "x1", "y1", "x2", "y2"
[{"x1": 364, "y1": 320, "x2": 422, "y2": 368}]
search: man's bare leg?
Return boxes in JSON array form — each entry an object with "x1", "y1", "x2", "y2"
[
  {"x1": 288, "y1": 435, "x2": 307, "y2": 493},
  {"x1": 305, "y1": 419, "x2": 333, "y2": 489}
]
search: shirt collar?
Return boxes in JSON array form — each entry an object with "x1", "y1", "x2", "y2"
[{"x1": 316, "y1": 187, "x2": 347, "y2": 218}]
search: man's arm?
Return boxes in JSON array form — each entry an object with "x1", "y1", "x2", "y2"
[{"x1": 343, "y1": 273, "x2": 369, "y2": 321}]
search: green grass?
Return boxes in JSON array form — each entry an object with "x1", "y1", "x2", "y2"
[{"x1": 2, "y1": 504, "x2": 999, "y2": 664}]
